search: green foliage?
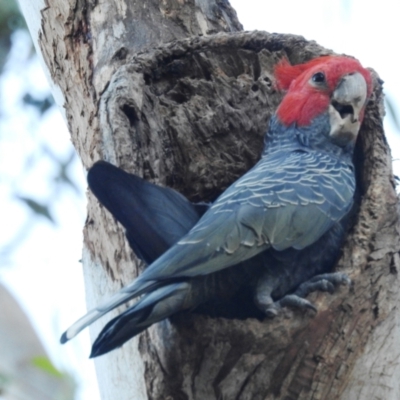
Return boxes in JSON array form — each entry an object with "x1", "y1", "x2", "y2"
[
  {"x1": 0, "y1": 0, "x2": 27, "y2": 72},
  {"x1": 0, "y1": 6, "x2": 83, "y2": 264},
  {"x1": 16, "y1": 196, "x2": 56, "y2": 224},
  {"x1": 30, "y1": 357, "x2": 77, "y2": 400},
  {"x1": 0, "y1": 372, "x2": 11, "y2": 394},
  {"x1": 31, "y1": 356, "x2": 64, "y2": 378},
  {"x1": 23, "y1": 93, "x2": 54, "y2": 115}
]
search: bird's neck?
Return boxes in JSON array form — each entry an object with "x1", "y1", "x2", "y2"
[{"x1": 262, "y1": 114, "x2": 354, "y2": 160}]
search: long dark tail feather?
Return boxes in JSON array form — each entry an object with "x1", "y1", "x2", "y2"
[
  {"x1": 63, "y1": 161, "x2": 208, "y2": 351},
  {"x1": 88, "y1": 161, "x2": 209, "y2": 264},
  {"x1": 90, "y1": 281, "x2": 191, "y2": 357}
]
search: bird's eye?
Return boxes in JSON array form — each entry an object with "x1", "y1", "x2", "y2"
[{"x1": 312, "y1": 72, "x2": 326, "y2": 83}]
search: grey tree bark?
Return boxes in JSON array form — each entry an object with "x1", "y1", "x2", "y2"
[{"x1": 19, "y1": 0, "x2": 400, "y2": 399}]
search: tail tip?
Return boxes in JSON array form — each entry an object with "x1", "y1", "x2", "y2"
[
  {"x1": 89, "y1": 342, "x2": 107, "y2": 358},
  {"x1": 60, "y1": 331, "x2": 69, "y2": 344}
]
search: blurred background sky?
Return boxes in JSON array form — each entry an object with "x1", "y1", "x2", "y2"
[{"x1": 0, "y1": 0, "x2": 398, "y2": 399}]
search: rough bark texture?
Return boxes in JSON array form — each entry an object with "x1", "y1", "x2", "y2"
[{"x1": 20, "y1": 0, "x2": 400, "y2": 399}]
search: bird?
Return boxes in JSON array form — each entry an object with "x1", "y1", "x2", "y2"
[{"x1": 61, "y1": 55, "x2": 372, "y2": 357}]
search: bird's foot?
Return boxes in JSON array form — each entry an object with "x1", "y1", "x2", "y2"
[{"x1": 262, "y1": 272, "x2": 351, "y2": 317}]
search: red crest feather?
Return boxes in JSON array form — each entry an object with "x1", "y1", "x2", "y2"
[
  {"x1": 275, "y1": 56, "x2": 337, "y2": 90},
  {"x1": 274, "y1": 56, "x2": 372, "y2": 126}
]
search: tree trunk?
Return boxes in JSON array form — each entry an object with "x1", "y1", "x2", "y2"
[{"x1": 19, "y1": 1, "x2": 400, "y2": 399}]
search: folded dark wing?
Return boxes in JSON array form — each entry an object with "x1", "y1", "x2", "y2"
[{"x1": 135, "y1": 149, "x2": 355, "y2": 282}]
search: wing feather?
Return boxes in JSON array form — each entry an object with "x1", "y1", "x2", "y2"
[{"x1": 134, "y1": 148, "x2": 355, "y2": 283}]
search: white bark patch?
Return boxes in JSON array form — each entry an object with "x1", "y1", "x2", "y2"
[
  {"x1": 18, "y1": 0, "x2": 68, "y2": 122},
  {"x1": 341, "y1": 307, "x2": 400, "y2": 400},
  {"x1": 195, "y1": 10, "x2": 209, "y2": 35},
  {"x1": 82, "y1": 247, "x2": 147, "y2": 400}
]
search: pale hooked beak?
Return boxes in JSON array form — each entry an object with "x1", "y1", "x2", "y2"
[{"x1": 329, "y1": 72, "x2": 368, "y2": 146}]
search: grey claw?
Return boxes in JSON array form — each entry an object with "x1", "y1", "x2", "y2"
[
  {"x1": 264, "y1": 307, "x2": 279, "y2": 318},
  {"x1": 294, "y1": 272, "x2": 351, "y2": 298},
  {"x1": 310, "y1": 272, "x2": 351, "y2": 286},
  {"x1": 278, "y1": 294, "x2": 318, "y2": 313},
  {"x1": 256, "y1": 272, "x2": 351, "y2": 318}
]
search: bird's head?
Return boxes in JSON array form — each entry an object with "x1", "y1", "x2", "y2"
[{"x1": 274, "y1": 56, "x2": 373, "y2": 147}]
